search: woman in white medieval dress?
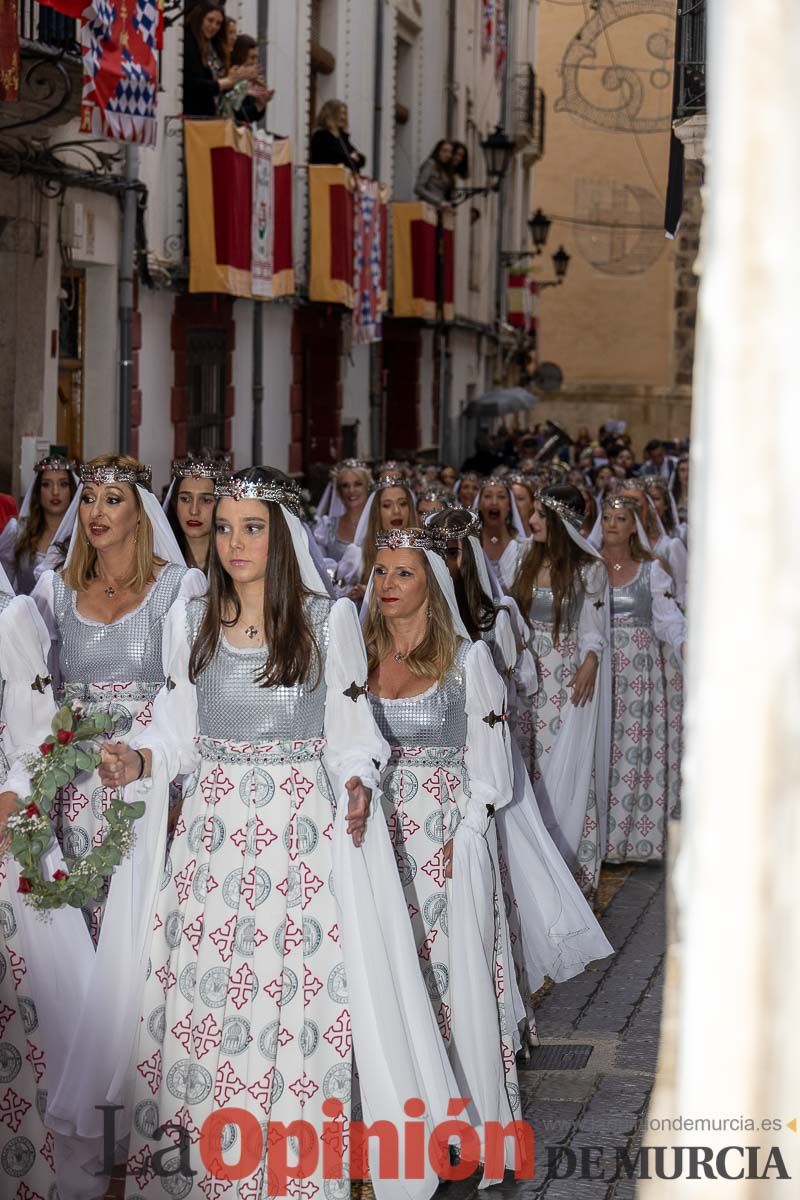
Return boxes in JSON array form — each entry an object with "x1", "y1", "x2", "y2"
[
  {"x1": 0, "y1": 454, "x2": 77, "y2": 594},
  {"x1": 102, "y1": 470, "x2": 459, "y2": 1200},
  {"x1": 363, "y1": 527, "x2": 525, "y2": 1170},
  {"x1": 164, "y1": 452, "x2": 231, "y2": 572},
  {"x1": 453, "y1": 470, "x2": 481, "y2": 509},
  {"x1": 599, "y1": 496, "x2": 686, "y2": 864},
  {"x1": 32, "y1": 454, "x2": 194, "y2": 944},
  {"x1": 0, "y1": 564, "x2": 61, "y2": 1199},
  {"x1": 511, "y1": 485, "x2": 611, "y2": 899},
  {"x1": 473, "y1": 476, "x2": 530, "y2": 592},
  {"x1": 425, "y1": 509, "x2": 613, "y2": 1005},
  {"x1": 640, "y1": 476, "x2": 689, "y2": 608},
  {"x1": 335, "y1": 474, "x2": 417, "y2": 601},
  {"x1": 312, "y1": 458, "x2": 372, "y2": 564}
]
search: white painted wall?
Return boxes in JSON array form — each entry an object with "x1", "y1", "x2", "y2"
[
  {"x1": 82, "y1": 265, "x2": 119, "y2": 460},
  {"x1": 137, "y1": 289, "x2": 175, "y2": 496}
]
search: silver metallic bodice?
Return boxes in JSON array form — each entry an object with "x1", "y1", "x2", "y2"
[
  {"x1": 189, "y1": 594, "x2": 331, "y2": 741},
  {"x1": 610, "y1": 562, "x2": 652, "y2": 625},
  {"x1": 369, "y1": 640, "x2": 470, "y2": 749},
  {"x1": 53, "y1": 563, "x2": 185, "y2": 697},
  {"x1": 318, "y1": 517, "x2": 351, "y2": 564}
]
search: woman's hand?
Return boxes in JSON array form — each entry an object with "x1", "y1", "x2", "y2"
[
  {"x1": 0, "y1": 790, "x2": 18, "y2": 854},
  {"x1": 98, "y1": 743, "x2": 151, "y2": 789},
  {"x1": 443, "y1": 838, "x2": 454, "y2": 879},
  {"x1": 571, "y1": 652, "x2": 599, "y2": 707},
  {"x1": 345, "y1": 777, "x2": 371, "y2": 848}
]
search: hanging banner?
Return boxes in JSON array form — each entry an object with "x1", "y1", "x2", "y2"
[
  {"x1": 0, "y1": 0, "x2": 20, "y2": 103},
  {"x1": 78, "y1": 0, "x2": 160, "y2": 146},
  {"x1": 186, "y1": 120, "x2": 294, "y2": 299},
  {"x1": 495, "y1": 0, "x2": 507, "y2": 81},
  {"x1": 352, "y1": 179, "x2": 389, "y2": 344},
  {"x1": 507, "y1": 271, "x2": 539, "y2": 334},
  {"x1": 272, "y1": 136, "x2": 295, "y2": 298},
  {"x1": 251, "y1": 131, "x2": 274, "y2": 298},
  {"x1": 481, "y1": 0, "x2": 494, "y2": 56},
  {"x1": 309, "y1": 165, "x2": 355, "y2": 306},
  {"x1": 392, "y1": 202, "x2": 453, "y2": 322}
]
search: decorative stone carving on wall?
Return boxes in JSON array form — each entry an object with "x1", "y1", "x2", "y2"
[
  {"x1": 554, "y1": 0, "x2": 675, "y2": 133},
  {"x1": 573, "y1": 177, "x2": 666, "y2": 275}
]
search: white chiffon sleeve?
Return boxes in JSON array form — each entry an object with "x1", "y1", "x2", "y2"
[
  {"x1": 0, "y1": 519, "x2": 18, "y2": 588},
  {"x1": 0, "y1": 595, "x2": 57, "y2": 797},
  {"x1": 323, "y1": 598, "x2": 389, "y2": 794},
  {"x1": 651, "y1": 561, "x2": 687, "y2": 654},
  {"x1": 665, "y1": 537, "x2": 688, "y2": 609},
  {"x1": 463, "y1": 639, "x2": 514, "y2": 829},
  {"x1": 334, "y1": 542, "x2": 363, "y2": 587},
  {"x1": 129, "y1": 570, "x2": 206, "y2": 778},
  {"x1": 502, "y1": 595, "x2": 538, "y2": 698},
  {"x1": 578, "y1": 561, "x2": 610, "y2": 662}
]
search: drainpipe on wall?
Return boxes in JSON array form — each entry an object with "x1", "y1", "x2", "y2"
[
  {"x1": 117, "y1": 144, "x2": 139, "y2": 455},
  {"x1": 369, "y1": 0, "x2": 385, "y2": 462},
  {"x1": 494, "y1": 0, "x2": 515, "y2": 355},
  {"x1": 437, "y1": 0, "x2": 458, "y2": 465},
  {"x1": 252, "y1": 0, "x2": 270, "y2": 466}
]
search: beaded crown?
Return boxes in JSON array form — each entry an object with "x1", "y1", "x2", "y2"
[
  {"x1": 80, "y1": 464, "x2": 152, "y2": 487},
  {"x1": 375, "y1": 527, "x2": 437, "y2": 552},
  {"x1": 423, "y1": 508, "x2": 480, "y2": 542},
  {"x1": 372, "y1": 473, "x2": 413, "y2": 495},
  {"x1": 171, "y1": 452, "x2": 232, "y2": 481},
  {"x1": 539, "y1": 493, "x2": 584, "y2": 530},
  {"x1": 331, "y1": 458, "x2": 371, "y2": 479},
  {"x1": 35, "y1": 455, "x2": 76, "y2": 474},
  {"x1": 602, "y1": 495, "x2": 641, "y2": 516},
  {"x1": 214, "y1": 475, "x2": 302, "y2": 510}
]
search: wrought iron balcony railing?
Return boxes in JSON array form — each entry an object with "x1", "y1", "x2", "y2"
[
  {"x1": 18, "y1": 0, "x2": 80, "y2": 55},
  {"x1": 675, "y1": 0, "x2": 706, "y2": 118}
]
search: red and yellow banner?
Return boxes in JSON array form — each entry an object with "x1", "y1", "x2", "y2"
[
  {"x1": 309, "y1": 165, "x2": 355, "y2": 306},
  {"x1": 186, "y1": 120, "x2": 294, "y2": 299},
  {"x1": 392, "y1": 203, "x2": 454, "y2": 321},
  {"x1": 0, "y1": 0, "x2": 20, "y2": 103}
]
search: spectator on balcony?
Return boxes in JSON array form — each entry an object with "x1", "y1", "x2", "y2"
[
  {"x1": 213, "y1": 14, "x2": 238, "y2": 74},
  {"x1": 414, "y1": 140, "x2": 455, "y2": 207},
  {"x1": 219, "y1": 35, "x2": 275, "y2": 124},
  {"x1": 183, "y1": 1, "x2": 258, "y2": 119},
  {"x1": 310, "y1": 100, "x2": 367, "y2": 173},
  {"x1": 451, "y1": 141, "x2": 470, "y2": 179}
]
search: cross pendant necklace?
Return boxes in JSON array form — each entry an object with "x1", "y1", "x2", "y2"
[{"x1": 245, "y1": 625, "x2": 260, "y2": 640}]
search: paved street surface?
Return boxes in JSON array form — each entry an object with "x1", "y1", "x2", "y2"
[{"x1": 450, "y1": 863, "x2": 666, "y2": 1200}]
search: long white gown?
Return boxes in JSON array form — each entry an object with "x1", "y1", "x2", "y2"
[
  {"x1": 0, "y1": 592, "x2": 60, "y2": 1199},
  {"x1": 606, "y1": 561, "x2": 685, "y2": 863},
  {"x1": 124, "y1": 591, "x2": 459, "y2": 1199}
]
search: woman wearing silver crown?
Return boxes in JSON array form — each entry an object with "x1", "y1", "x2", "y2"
[
  {"x1": 426, "y1": 509, "x2": 613, "y2": 1007},
  {"x1": 511, "y1": 486, "x2": 611, "y2": 899},
  {"x1": 31, "y1": 454, "x2": 198, "y2": 943},
  {"x1": 335, "y1": 473, "x2": 416, "y2": 600},
  {"x1": 0, "y1": 559, "x2": 63, "y2": 1198},
  {"x1": 312, "y1": 458, "x2": 372, "y2": 564},
  {"x1": 362, "y1": 525, "x2": 526, "y2": 1177},
  {"x1": 100, "y1": 469, "x2": 460, "y2": 1200},
  {"x1": 164, "y1": 452, "x2": 232, "y2": 572},
  {"x1": 599, "y1": 496, "x2": 686, "y2": 864},
  {"x1": 473, "y1": 476, "x2": 530, "y2": 592},
  {"x1": 639, "y1": 476, "x2": 689, "y2": 609},
  {"x1": 0, "y1": 455, "x2": 78, "y2": 593}
]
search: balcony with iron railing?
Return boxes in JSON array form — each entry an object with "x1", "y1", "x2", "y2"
[
  {"x1": 1, "y1": 0, "x2": 83, "y2": 135},
  {"x1": 675, "y1": 0, "x2": 706, "y2": 118}
]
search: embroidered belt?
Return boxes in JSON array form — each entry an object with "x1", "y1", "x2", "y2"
[
  {"x1": 60, "y1": 681, "x2": 161, "y2": 705},
  {"x1": 387, "y1": 744, "x2": 465, "y2": 768},
  {"x1": 196, "y1": 735, "x2": 327, "y2": 765}
]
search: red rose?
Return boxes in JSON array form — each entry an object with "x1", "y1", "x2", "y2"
[
  {"x1": 56, "y1": 729, "x2": 74, "y2": 745},
  {"x1": 39, "y1": 742, "x2": 54, "y2": 755},
  {"x1": 17, "y1": 878, "x2": 32, "y2": 894},
  {"x1": 24, "y1": 802, "x2": 40, "y2": 819},
  {"x1": 53, "y1": 870, "x2": 68, "y2": 882}
]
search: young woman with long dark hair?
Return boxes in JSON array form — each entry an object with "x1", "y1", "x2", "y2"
[
  {"x1": 0, "y1": 455, "x2": 76, "y2": 593},
  {"x1": 511, "y1": 486, "x2": 611, "y2": 898},
  {"x1": 164, "y1": 453, "x2": 230, "y2": 572}
]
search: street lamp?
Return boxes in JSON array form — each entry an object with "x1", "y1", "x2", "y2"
[
  {"x1": 451, "y1": 124, "x2": 516, "y2": 206},
  {"x1": 528, "y1": 207, "x2": 552, "y2": 253},
  {"x1": 538, "y1": 244, "x2": 572, "y2": 289}
]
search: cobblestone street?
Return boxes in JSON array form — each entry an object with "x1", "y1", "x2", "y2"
[{"x1": 453, "y1": 863, "x2": 666, "y2": 1200}]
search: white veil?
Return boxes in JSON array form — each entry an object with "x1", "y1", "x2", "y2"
[
  {"x1": 471, "y1": 478, "x2": 528, "y2": 540},
  {"x1": 360, "y1": 541, "x2": 470, "y2": 640},
  {"x1": 336, "y1": 480, "x2": 418, "y2": 587}
]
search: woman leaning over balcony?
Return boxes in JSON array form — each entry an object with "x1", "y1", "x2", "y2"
[
  {"x1": 183, "y1": 1, "x2": 258, "y2": 119},
  {"x1": 310, "y1": 99, "x2": 367, "y2": 172}
]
